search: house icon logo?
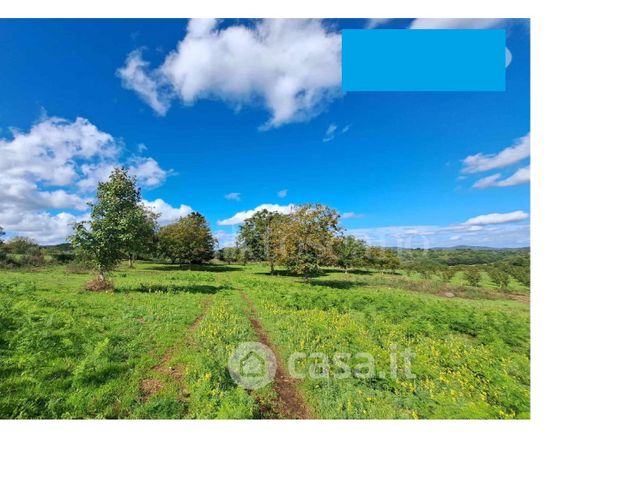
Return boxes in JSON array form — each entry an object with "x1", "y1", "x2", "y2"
[{"x1": 228, "y1": 342, "x2": 277, "y2": 390}]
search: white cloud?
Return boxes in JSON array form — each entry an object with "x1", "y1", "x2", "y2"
[
  {"x1": 342, "y1": 212, "x2": 364, "y2": 219},
  {"x1": 463, "y1": 210, "x2": 529, "y2": 226},
  {"x1": 137, "y1": 143, "x2": 147, "y2": 152},
  {"x1": 76, "y1": 156, "x2": 170, "y2": 192},
  {"x1": 0, "y1": 211, "x2": 84, "y2": 245},
  {"x1": 410, "y1": 18, "x2": 506, "y2": 29},
  {"x1": 0, "y1": 115, "x2": 180, "y2": 244},
  {"x1": 0, "y1": 116, "x2": 118, "y2": 187},
  {"x1": 117, "y1": 50, "x2": 171, "y2": 116},
  {"x1": 128, "y1": 156, "x2": 172, "y2": 188},
  {"x1": 76, "y1": 162, "x2": 117, "y2": 192},
  {"x1": 119, "y1": 19, "x2": 342, "y2": 128},
  {"x1": 277, "y1": 189, "x2": 288, "y2": 198},
  {"x1": 365, "y1": 19, "x2": 392, "y2": 29},
  {"x1": 323, "y1": 124, "x2": 337, "y2": 142},
  {"x1": 461, "y1": 133, "x2": 530, "y2": 174},
  {"x1": 217, "y1": 203, "x2": 295, "y2": 226},
  {"x1": 0, "y1": 116, "x2": 118, "y2": 237},
  {"x1": 142, "y1": 198, "x2": 193, "y2": 225},
  {"x1": 224, "y1": 192, "x2": 241, "y2": 201},
  {"x1": 473, "y1": 166, "x2": 530, "y2": 189}
]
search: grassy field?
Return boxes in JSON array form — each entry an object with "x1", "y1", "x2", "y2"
[{"x1": 0, "y1": 262, "x2": 529, "y2": 419}]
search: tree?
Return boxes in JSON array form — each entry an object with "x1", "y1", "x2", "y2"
[
  {"x1": 439, "y1": 266, "x2": 456, "y2": 284},
  {"x1": 125, "y1": 207, "x2": 159, "y2": 267},
  {"x1": 237, "y1": 209, "x2": 286, "y2": 273},
  {"x1": 3, "y1": 237, "x2": 40, "y2": 255},
  {"x1": 70, "y1": 168, "x2": 153, "y2": 285},
  {"x1": 334, "y1": 235, "x2": 367, "y2": 273},
  {"x1": 271, "y1": 204, "x2": 341, "y2": 278},
  {"x1": 489, "y1": 268, "x2": 510, "y2": 290},
  {"x1": 157, "y1": 212, "x2": 216, "y2": 264},
  {"x1": 464, "y1": 267, "x2": 482, "y2": 287},
  {"x1": 365, "y1": 246, "x2": 401, "y2": 273},
  {"x1": 219, "y1": 247, "x2": 242, "y2": 264}
]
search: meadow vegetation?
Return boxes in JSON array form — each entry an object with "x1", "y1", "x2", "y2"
[
  {"x1": 0, "y1": 168, "x2": 529, "y2": 419},
  {"x1": 0, "y1": 261, "x2": 529, "y2": 419}
]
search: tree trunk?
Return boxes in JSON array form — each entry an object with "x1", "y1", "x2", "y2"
[
  {"x1": 128, "y1": 254, "x2": 134, "y2": 268},
  {"x1": 98, "y1": 271, "x2": 105, "y2": 282},
  {"x1": 270, "y1": 261, "x2": 275, "y2": 275}
]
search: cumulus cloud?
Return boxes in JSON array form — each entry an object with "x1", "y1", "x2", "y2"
[
  {"x1": 461, "y1": 133, "x2": 530, "y2": 174},
  {"x1": 141, "y1": 198, "x2": 193, "y2": 225},
  {"x1": 277, "y1": 189, "x2": 288, "y2": 198},
  {"x1": 119, "y1": 19, "x2": 342, "y2": 128},
  {"x1": 473, "y1": 166, "x2": 530, "y2": 189},
  {"x1": 76, "y1": 156, "x2": 171, "y2": 192},
  {"x1": 129, "y1": 156, "x2": 172, "y2": 187},
  {"x1": 117, "y1": 50, "x2": 171, "y2": 115},
  {"x1": 0, "y1": 116, "x2": 118, "y2": 187},
  {"x1": 0, "y1": 211, "x2": 84, "y2": 245},
  {"x1": 224, "y1": 192, "x2": 241, "y2": 201},
  {"x1": 217, "y1": 203, "x2": 295, "y2": 226},
  {"x1": 0, "y1": 115, "x2": 180, "y2": 244},
  {"x1": 463, "y1": 210, "x2": 529, "y2": 226}
]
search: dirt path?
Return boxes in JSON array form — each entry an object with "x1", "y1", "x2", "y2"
[
  {"x1": 240, "y1": 292, "x2": 312, "y2": 420},
  {"x1": 140, "y1": 295, "x2": 213, "y2": 402}
]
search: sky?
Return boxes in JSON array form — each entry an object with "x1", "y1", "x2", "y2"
[{"x1": 0, "y1": 18, "x2": 530, "y2": 248}]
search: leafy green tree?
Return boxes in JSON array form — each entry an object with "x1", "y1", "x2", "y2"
[
  {"x1": 464, "y1": 267, "x2": 482, "y2": 287},
  {"x1": 157, "y1": 212, "x2": 216, "y2": 264},
  {"x1": 365, "y1": 246, "x2": 401, "y2": 273},
  {"x1": 125, "y1": 207, "x2": 159, "y2": 267},
  {"x1": 333, "y1": 235, "x2": 367, "y2": 273},
  {"x1": 439, "y1": 266, "x2": 456, "y2": 283},
  {"x1": 3, "y1": 236, "x2": 40, "y2": 254},
  {"x1": 219, "y1": 247, "x2": 242, "y2": 264},
  {"x1": 237, "y1": 209, "x2": 286, "y2": 273},
  {"x1": 489, "y1": 268, "x2": 510, "y2": 290},
  {"x1": 271, "y1": 203, "x2": 341, "y2": 278},
  {"x1": 70, "y1": 168, "x2": 149, "y2": 284}
]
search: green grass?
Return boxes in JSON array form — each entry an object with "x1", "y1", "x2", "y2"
[{"x1": 0, "y1": 262, "x2": 529, "y2": 419}]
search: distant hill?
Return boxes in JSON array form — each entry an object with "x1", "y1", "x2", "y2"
[{"x1": 40, "y1": 243, "x2": 73, "y2": 252}]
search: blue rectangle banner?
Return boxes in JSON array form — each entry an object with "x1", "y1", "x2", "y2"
[{"x1": 342, "y1": 29, "x2": 506, "y2": 92}]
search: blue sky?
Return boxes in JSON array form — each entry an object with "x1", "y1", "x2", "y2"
[{"x1": 0, "y1": 18, "x2": 530, "y2": 247}]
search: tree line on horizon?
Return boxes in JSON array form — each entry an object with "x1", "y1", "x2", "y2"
[
  {"x1": 1, "y1": 168, "x2": 528, "y2": 289},
  {"x1": 16, "y1": 167, "x2": 400, "y2": 288}
]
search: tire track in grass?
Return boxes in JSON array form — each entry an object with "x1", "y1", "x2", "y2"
[
  {"x1": 139, "y1": 295, "x2": 214, "y2": 403},
  {"x1": 240, "y1": 291, "x2": 312, "y2": 419}
]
